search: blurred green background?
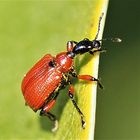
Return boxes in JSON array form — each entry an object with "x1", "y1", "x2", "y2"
[
  {"x1": 0, "y1": 1, "x2": 92, "y2": 139},
  {"x1": 0, "y1": 0, "x2": 139, "y2": 140},
  {"x1": 95, "y1": 0, "x2": 140, "y2": 139}
]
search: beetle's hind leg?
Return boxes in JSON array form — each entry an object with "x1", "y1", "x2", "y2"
[
  {"x1": 40, "y1": 110, "x2": 58, "y2": 132},
  {"x1": 40, "y1": 92, "x2": 59, "y2": 132}
]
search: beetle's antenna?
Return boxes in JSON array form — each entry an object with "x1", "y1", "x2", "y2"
[
  {"x1": 99, "y1": 38, "x2": 122, "y2": 43},
  {"x1": 94, "y1": 12, "x2": 104, "y2": 40}
]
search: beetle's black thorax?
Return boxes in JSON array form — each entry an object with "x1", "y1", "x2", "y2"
[
  {"x1": 72, "y1": 39, "x2": 93, "y2": 55},
  {"x1": 67, "y1": 39, "x2": 101, "y2": 58}
]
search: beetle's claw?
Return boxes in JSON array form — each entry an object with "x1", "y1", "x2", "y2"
[
  {"x1": 82, "y1": 120, "x2": 86, "y2": 129},
  {"x1": 51, "y1": 120, "x2": 58, "y2": 132},
  {"x1": 98, "y1": 80, "x2": 104, "y2": 89},
  {"x1": 100, "y1": 48, "x2": 107, "y2": 53},
  {"x1": 81, "y1": 116, "x2": 86, "y2": 129},
  {"x1": 97, "y1": 78, "x2": 104, "y2": 89}
]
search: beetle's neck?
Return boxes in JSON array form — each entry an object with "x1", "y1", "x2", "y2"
[{"x1": 67, "y1": 51, "x2": 75, "y2": 58}]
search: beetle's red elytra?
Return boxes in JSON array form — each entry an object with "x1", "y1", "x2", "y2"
[{"x1": 21, "y1": 13, "x2": 121, "y2": 132}]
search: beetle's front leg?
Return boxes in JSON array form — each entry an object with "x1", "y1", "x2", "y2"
[
  {"x1": 70, "y1": 68, "x2": 103, "y2": 89},
  {"x1": 78, "y1": 75, "x2": 103, "y2": 89},
  {"x1": 68, "y1": 85, "x2": 86, "y2": 129},
  {"x1": 89, "y1": 48, "x2": 106, "y2": 55}
]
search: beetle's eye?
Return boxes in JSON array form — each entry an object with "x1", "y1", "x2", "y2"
[{"x1": 93, "y1": 40, "x2": 100, "y2": 48}]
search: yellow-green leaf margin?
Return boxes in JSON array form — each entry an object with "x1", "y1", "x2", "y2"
[{"x1": 54, "y1": 0, "x2": 109, "y2": 140}]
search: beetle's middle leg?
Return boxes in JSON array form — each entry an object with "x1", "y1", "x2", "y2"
[
  {"x1": 40, "y1": 91, "x2": 59, "y2": 132},
  {"x1": 68, "y1": 84, "x2": 86, "y2": 129}
]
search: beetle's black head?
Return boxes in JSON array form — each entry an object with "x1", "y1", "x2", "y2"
[
  {"x1": 67, "y1": 12, "x2": 121, "y2": 58},
  {"x1": 70, "y1": 13, "x2": 104, "y2": 57},
  {"x1": 67, "y1": 13, "x2": 103, "y2": 58},
  {"x1": 71, "y1": 38, "x2": 101, "y2": 56}
]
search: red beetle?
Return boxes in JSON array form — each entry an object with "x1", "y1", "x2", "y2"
[{"x1": 21, "y1": 13, "x2": 121, "y2": 131}]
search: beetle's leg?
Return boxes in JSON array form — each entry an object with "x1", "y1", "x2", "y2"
[
  {"x1": 78, "y1": 75, "x2": 104, "y2": 89},
  {"x1": 89, "y1": 48, "x2": 106, "y2": 55},
  {"x1": 40, "y1": 101, "x2": 58, "y2": 132},
  {"x1": 68, "y1": 85, "x2": 86, "y2": 129},
  {"x1": 69, "y1": 67, "x2": 77, "y2": 77},
  {"x1": 40, "y1": 92, "x2": 59, "y2": 132},
  {"x1": 67, "y1": 41, "x2": 78, "y2": 52},
  {"x1": 40, "y1": 110, "x2": 58, "y2": 132},
  {"x1": 70, "y1": 69, "x2": 103, "y2": 89}
]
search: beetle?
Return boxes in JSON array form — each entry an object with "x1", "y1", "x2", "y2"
[{"x1": 21, "y1": 13, "x2": 121, "y2": 132}]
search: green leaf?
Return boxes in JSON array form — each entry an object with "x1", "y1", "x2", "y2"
[
  {"x1": 0, "y1": 0, "x2": 108, "y2": 139},
  {"x1": 54, "y1": 1, "x2": 109, "y2": 140}
]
